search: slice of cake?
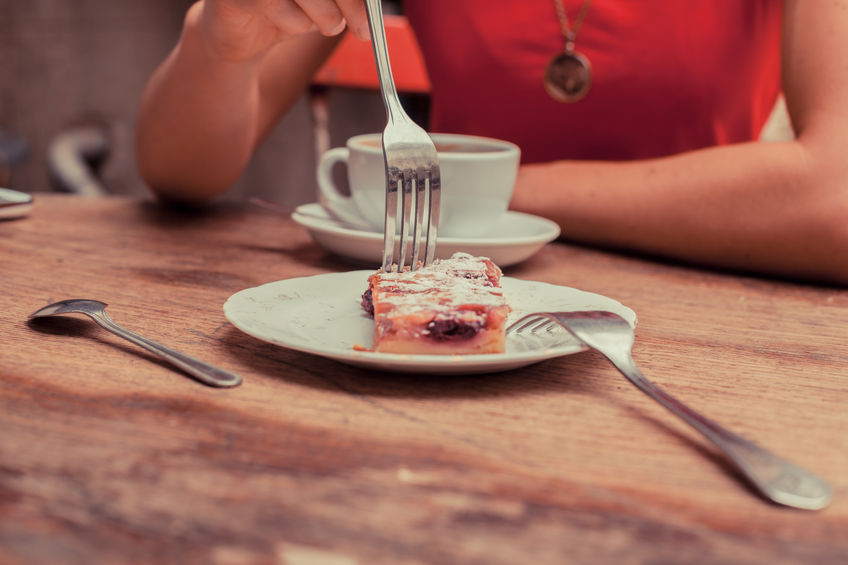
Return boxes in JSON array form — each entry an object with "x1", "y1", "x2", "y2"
[{"x1": 360, "y1": 252, "x2": 510, "y2": 354}]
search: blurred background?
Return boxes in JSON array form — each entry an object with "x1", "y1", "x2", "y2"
[
  {"x1": 0, "y1": 0, "x2": 402, "y2": 206},
  {"x1": 0, "y1": 0, "x2": 790, "y2": 207}
]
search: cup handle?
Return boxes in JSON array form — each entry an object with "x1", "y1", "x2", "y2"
[{"x1": 316, "y1": 147, "x2": 373, "y2": 229}]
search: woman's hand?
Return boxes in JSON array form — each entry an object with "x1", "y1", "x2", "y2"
[{"x1": 194, "y1": 0, "x2": 368, "y2": 62}]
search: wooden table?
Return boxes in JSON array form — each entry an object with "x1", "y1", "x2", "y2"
[{"x1": 1, "y1": 194, "x2": 846, "y2": 564}]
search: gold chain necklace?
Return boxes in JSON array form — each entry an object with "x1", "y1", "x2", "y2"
[{"x1": 543, "y1": 0, "x2": 593, "y2": 103}]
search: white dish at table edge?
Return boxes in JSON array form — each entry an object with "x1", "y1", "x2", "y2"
[
  {"x1": 0, "y1": 187, "x2": 33, "y2": 219},
  {"x1": 223, "y1": 271, "x2": 636, "y2": 375},
  {"x1": 291, "y1": 203, "x2": 561, "y2": 267}
]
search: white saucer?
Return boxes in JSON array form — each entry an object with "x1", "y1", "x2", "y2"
[
  {"x1": 291, "y1": 203, "x2": 560, "y2": 267},
  {"x1": 223, "y1": 271, "x2": 636, "y2": 375}
]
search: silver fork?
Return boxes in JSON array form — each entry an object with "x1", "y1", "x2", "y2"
[
  {"x1": 364, "y1": 0, "x2": 440, "y2": 272},
  {"x1": 507, "y1": 310, "x2": 832, "y2": 510}
]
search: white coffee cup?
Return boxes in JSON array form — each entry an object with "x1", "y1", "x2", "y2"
[{"x1": 316, "y1": 132, "x2": 521, "y2": 238}]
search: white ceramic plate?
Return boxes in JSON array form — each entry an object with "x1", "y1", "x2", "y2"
[
  {"x1": 0, "y1": 188, "x2": 33, "y2": 219},
  {"x1": 223, "y1": 271, "x2": 636, "y2": 375},
  {"x1": 291, "y1": 203, "x2": 561, "y2": 267}
]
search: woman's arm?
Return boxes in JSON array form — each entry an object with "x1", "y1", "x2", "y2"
[
  {"x1": 510, "y1": 0, "x2": 848, "y2": 284},
  {"x1": 135, "y1": 0, "x2": 368, "y2": 203}
]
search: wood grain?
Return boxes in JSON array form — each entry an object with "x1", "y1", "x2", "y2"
[{"x1": 1, "y1": 195, "x2": 846, "y2": 565}]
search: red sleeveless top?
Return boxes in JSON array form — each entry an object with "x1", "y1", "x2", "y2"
[{"x1": 403, "y1": 0, "x2": 782, "y2": 163}]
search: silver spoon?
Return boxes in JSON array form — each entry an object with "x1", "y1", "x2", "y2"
[{"x1": 30, "y1": 299, "x2": 242, "y2": 388}]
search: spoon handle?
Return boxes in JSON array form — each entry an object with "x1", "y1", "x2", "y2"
[
  {"x1": 606, "y1": 350, "x2": 831, "y2": 510},
  {"x1": 89, "y1": 311, "x2": 242, "y2": 388}
]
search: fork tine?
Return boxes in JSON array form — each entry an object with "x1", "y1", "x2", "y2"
[
  {"x1": 529, "y1": 318, "x2": 560, "y2": 334},
  {"x1": 410, "y1": 168, "x2": 427, "y2": 269},
  {"x1": 381, "y1": 170, "x2": 399, "y2": 272},
  {"x1": 508, "y1": 315, "x2": 541, "y2": 334},
  {"x1": 397, "y1": 170, "x2": 414, "y2": 270},
  {"x1": 507, "y1": 313, "x2": 554, "y2": 334},
  {"x1": 423, "y1": 166, "x2": 440, "y2": 266}
]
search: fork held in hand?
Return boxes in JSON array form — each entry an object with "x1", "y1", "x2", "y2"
[
  {"x1": 508, "y1": 311, "x2": 832, "y2": 510},
  {"x1": 364, "y1": 0, "x2": 441, "y2": 272}
]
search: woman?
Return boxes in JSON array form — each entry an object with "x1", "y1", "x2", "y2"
[{"x1": 135, "y1": 0, "x2": 848, "y2": 284}]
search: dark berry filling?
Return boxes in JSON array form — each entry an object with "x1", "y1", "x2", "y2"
[
  {"x1": 361, "y1": 288, "x2": 374, "y2": 316},
  {"x1": 427, "y1": 317, "x2": 483, "y2": 341}
]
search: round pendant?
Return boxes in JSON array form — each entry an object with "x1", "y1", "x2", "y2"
[{"x1": 543, "y1": 50, "x2": 592, "y2": 103}]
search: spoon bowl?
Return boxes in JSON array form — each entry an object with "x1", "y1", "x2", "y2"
[{"x1": 32, "y1": 298, "x2": 107, "y2": 317}]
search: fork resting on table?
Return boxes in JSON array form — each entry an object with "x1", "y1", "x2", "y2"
[{"x1": 508, "y1": 310, "x2": 832, "y2": 511}]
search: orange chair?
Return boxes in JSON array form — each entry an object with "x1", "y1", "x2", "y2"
[{"x1": 309, "y1": 14, "x2": 431, "y2": 157}]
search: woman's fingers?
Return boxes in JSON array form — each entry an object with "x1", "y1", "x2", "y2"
[
  {"x1": 201, "y1": 0, "x2": 369, "y2": 61},
  {"x1": 259, "y1": 1, "x2": 317, "y2": 36},
  {"x1": 293, "y1": 0, "x2": 347, "y2": 36},
  {"x1": 226, "y1": 0, "x2": 369, "y2": 40},
  {"x1": 289, "y1": 0, "x2": 369, "y2": 40},
  {"x1": 334, "y1": 0, "x2": 369, "y2": 40}
]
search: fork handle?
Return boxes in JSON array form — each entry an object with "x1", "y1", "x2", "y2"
[
  {"x1": 364, "y1": 0, "x2": 405, "y2": 121},
  {"x1": 604, "y1": 350, "x2": 832, "y2": 510}
]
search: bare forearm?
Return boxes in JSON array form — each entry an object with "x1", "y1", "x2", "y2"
[
  {"x1": 514, "y1": 0, "x2": 848, "y2": 284},
  {"x1": 135, "y1": 9, "x2": 265, "y2": 202},
  {"x1": 511, "y1": 140, "x2": 848, "y2": 283},
  {"x1": 135, "y1": 2, "x2": 345, "y2": 203}
]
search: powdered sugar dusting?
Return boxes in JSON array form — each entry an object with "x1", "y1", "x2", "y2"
[{"x1": 375, "y1": 252, "x2": 505, "y2": 313}]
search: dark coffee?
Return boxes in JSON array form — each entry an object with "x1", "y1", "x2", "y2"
[{"x1": 360, "y1": 139, "x2": 508, "y2": 153}]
